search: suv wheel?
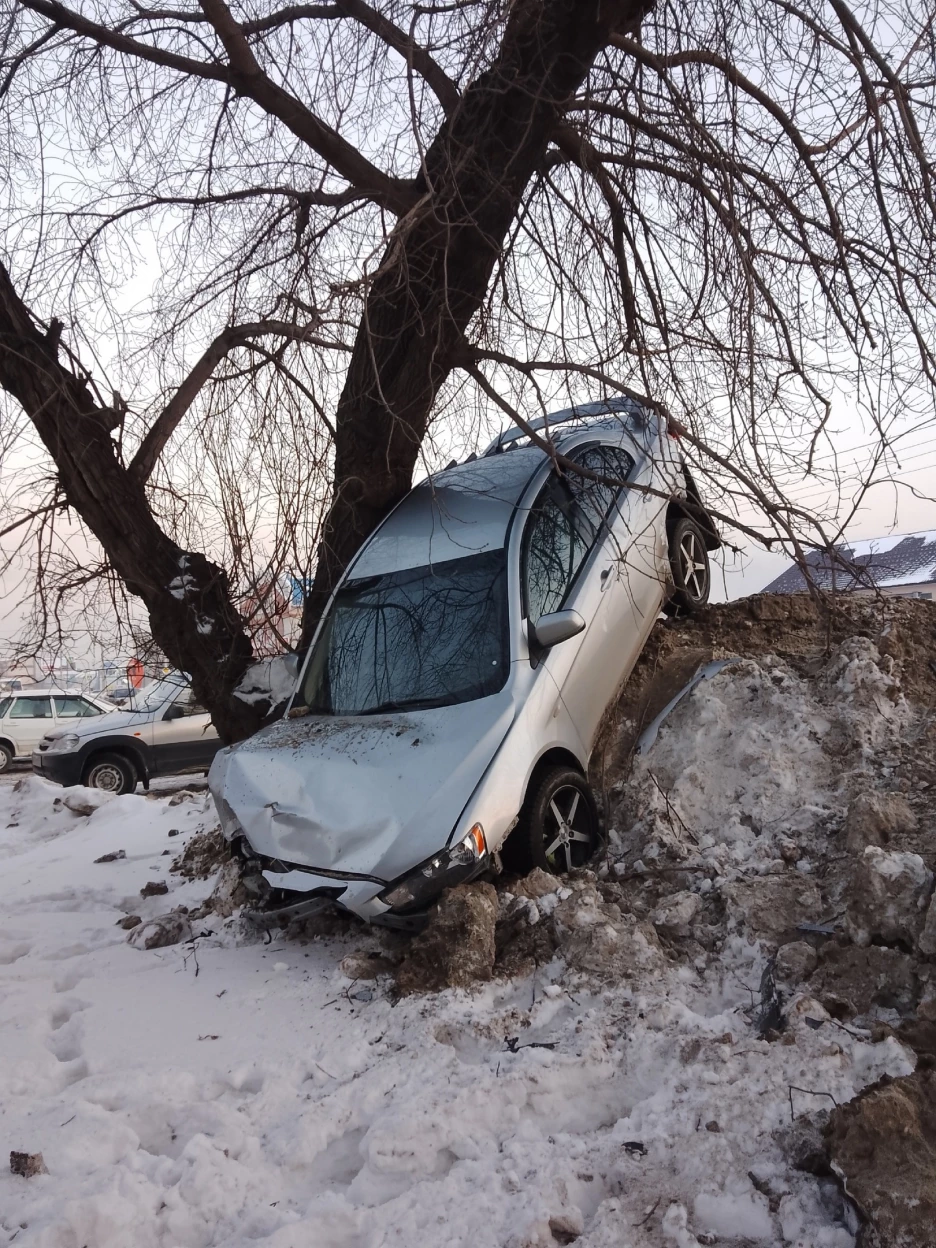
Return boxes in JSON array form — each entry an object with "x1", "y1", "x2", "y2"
[
  {"x1": 0, "y1": 743, "x2": 12, "y2": 773},
  {"x1": 504, "y1": 765, "x2": 602, "y2": 875},
  {"x1": 83, "y1": 753, "x2": 136, "y2": 795},
  {"x1": 668, "y1": 516, "x2": 711, "y2": 612}
]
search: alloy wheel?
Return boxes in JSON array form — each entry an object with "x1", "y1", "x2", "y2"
[
  {"x1": 678, "y1": 528, "x2": 709, "y2": 602},
  {"x1": 543, "y1": 784, "x2": 597, "y2": 872}
]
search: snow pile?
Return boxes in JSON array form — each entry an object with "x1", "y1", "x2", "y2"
[
  {"x1": 616, "y1": 637, "x2": 910, "y2": 884},
  {"x1": 233, "y1": 654, "x2": 299, "y2": 709},
  {"x1": 2, "y1": 608, "x2": 934, "y2": 1247}
]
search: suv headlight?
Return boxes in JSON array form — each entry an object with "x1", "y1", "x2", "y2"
[
  {"x1": 379, "y1": 824, "x2": 487, "y2": 911},
  {"x1": 42, "y1": 733, "x2": 81, "y2": 754}
]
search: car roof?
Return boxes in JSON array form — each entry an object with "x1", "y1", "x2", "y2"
[
  {"x1": 0, "y1": 688, "x2": 108, "y2": 699},
  {"x1": 348, "y1": 402, "x2": 653, "y2": 580},
  {"x1": 480, "y1": 397, "x2": 650, "y2": 456},
  {"x1": 350, "y1": 446, "x2": 547, "y2": 578}
]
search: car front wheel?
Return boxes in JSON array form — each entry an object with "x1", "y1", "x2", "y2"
[
  {"x1": 668, "y1": 516, "x2": 711, "y2": 612},
  {"x1": 505, "y1": 765, "x2": 602, "y2": 875},
  {"x1": 0, "y1": 743, "x2": 12, "y2": 773},
  {"x1": 83, "y1": 753, "x2": 136, "y2": 795}
]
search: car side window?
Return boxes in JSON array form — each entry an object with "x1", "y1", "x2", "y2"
[
  {"x1": 10, "y1": 697, "x2": 52, "y2": 718},
  {"x1": 565, "y1": 445, "x2": 635, "y2": 533},
  {"x1": 522, "y1": 447, "x2": 635, "y2": 625},
  {"x1": 54, "y1": 696, "x2": 101, "y2": 718},
  {"x1": 169, "y1": 690, "x2": 206, "y2": 718},
  {"x1": 523, "y1": 484, "x2": 590, "y2": 624}
]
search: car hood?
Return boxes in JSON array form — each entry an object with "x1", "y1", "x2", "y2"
[
  {"x1": 210, "y1": 695, "x2": 515, "y2": 883},
  {"x1": 46, "y1": 708, "x2": 157, "y2": 738}
]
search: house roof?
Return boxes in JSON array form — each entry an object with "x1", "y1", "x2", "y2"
[{"x1": 761, "y1": 529, "x2": 936, "y2": 594}]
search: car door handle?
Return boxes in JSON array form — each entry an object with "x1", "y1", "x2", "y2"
[{"x1": 600, "y1": 565, "x2": 613, "y2": 585}]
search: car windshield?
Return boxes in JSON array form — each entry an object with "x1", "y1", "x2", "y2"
[
  {"x1": 299, "y1": 550, "x2": 509, "y2": 716},
  {"x1": 118, "y1": 678, "x2": 187, "y2": 712}
]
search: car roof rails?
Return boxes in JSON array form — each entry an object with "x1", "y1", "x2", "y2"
[{"x1": 481, "y1": 397, "x2": 647, "y2": 457}]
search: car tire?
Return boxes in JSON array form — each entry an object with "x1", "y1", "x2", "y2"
[
  {"x1": 0, "y1": 743, "x2": 12, "y2": 773},
  {"x1": 83, "y1": 752, "x2": 136, "y2": 795},
  {"x1": 504, "y1": 765, "x2": 603, "y2": 876},
  {"x1": 667, "y1": 516, "x2": 711, "y2": 612}
]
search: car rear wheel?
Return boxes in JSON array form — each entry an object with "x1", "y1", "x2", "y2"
[
  {"x1": 0, "y1": 743, "x2": 12, "y2": 773},
  {"x1": 504, "y1": 765, "x2": 602, "y2": 875},
  {"x1": 668, "y1": 516, "x2": 711, "y2": 612},
  {"x1": 83, "y1": 752, "x2": 136, "y2": 795}
]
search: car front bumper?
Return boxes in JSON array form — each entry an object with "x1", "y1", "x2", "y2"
[{"x1": 31, "y1": 751, "x2": 84, "y2": 787}]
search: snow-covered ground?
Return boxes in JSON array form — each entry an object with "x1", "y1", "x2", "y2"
[{"x1": 0, "y1": 633, "x2": 923, "y2": 1247}]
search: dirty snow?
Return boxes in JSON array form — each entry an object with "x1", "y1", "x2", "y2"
[{"x1": 0, "y1": 625, "x2": 927, "y2": 1247}]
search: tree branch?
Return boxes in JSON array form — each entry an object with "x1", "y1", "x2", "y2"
[
  {"x1": 130, "y1": 319, "x2": 326, "y2": 481},
  {"x1": 244, "y1": 0, "x2": 460, "y2": 113},
  {"x1": 18, "y1": 0, "x2": 417, "y2": 213}
]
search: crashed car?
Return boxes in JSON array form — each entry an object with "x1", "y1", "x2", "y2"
[{"x1": 209, "y1": 399, "x2": 720, "y2": 926}]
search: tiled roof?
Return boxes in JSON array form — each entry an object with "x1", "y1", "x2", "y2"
[{"x1": 761, "y1": 530, "x2": 936, "y2": 594}]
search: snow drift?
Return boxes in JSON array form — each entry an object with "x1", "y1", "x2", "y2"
[{"x1": 1, "y1": 594, "x2": 935, "y2": 1247}]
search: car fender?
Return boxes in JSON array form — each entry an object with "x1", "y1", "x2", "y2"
[
  {"x1": 448, "y1": 692, "x2": 587, "y2": 856},
  {"x1": 76, "y1": 733, "x2": 152, "y2": 782}
]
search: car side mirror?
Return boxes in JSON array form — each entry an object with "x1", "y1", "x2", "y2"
[
  {"x1": 163, "y1": 703, "x2": 186, "y2": 721},
  {"x1": 532, "y1": 609, "x2": 586, "y2": 649}
]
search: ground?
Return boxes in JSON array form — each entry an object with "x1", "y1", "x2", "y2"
[{"x1": 1, "y1": 595, "x2": 934, "y2": 1247}]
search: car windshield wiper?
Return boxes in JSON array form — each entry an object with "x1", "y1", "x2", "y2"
[{"x1": 358, "y1": 696, "x2": 452, "y2": 715}]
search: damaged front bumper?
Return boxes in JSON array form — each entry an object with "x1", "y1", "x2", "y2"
[{"x1": 233, "y1": 822, "x2": 489, "y2": 931}]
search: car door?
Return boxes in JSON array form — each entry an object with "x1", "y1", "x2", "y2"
[
  {"x1": 150, "y1": 688, "x2": 219, "y2": 774},
  {"x1": 523, "y1": 443, "x2": 665, "y2": 752},
  {"x1": 521, "y1": 459, "x2": 612, "y2": 753},
  {"x1": 7, "y1": 695, "x2": 54, "y2": 755}
]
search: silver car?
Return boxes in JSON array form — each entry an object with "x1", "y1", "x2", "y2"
[
  {"x1": 33, "y1": 675, "x2": 221, "y2": 794},
  {"x1": 209, "y1": 400, "x2": 719, "y2": 926}
]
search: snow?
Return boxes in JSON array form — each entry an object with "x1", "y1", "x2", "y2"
[
  {"x1": 620, "y1": 637, "x2": 909, "y2": 881},
  {"x1": 0, "y1": 747, "x2": 916, "y2": 1246},
  {"x1": 842, "y1": 528, "x2": 936, "y2": 559},
  {"x1": 233, "y1": 655, "x2": 299, "y2": 708}
]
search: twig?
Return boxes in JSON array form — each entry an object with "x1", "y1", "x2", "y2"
[
  {"x1": 788, "y1": 1084, "x2": 838, "y2": 1122},
  {"x1": 633, "y1": 1197, "x2": 661, "y2": 1228},
  {"x1": 647, "y1": 770, "x2": 699, "y2": 845}
]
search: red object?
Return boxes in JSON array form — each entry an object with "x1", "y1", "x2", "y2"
[{"x1": 127, "y1": 658, "x2": 144, "y2": 688}]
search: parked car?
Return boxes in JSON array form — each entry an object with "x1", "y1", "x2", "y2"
[
  {"x1": 102, "y1": 682, "x2": 140, "y2": 706},
  {"x1": 0, "y1": 689, "x2": 114, "y2": 772},
  {"x1": 32, "y1": 674, "x2": 221, "y2": 793},
  {"x1": 209, "y1": 399, "x2": 720, "y2": 927}
]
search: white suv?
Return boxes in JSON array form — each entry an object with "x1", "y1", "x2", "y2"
[
  {"x1": 33, "y1": 675, "x2": 222, "y2": 794},
  {"x1": 0, "y1": 690, "x2": 112, "y2": 772}
]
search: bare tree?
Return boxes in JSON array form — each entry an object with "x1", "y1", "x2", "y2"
[{"x1": 0, "y1": 0, "x2": 934, "y2": 738}]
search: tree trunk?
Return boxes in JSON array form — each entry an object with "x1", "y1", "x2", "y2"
[
  {"x1": 0, "y1": 263, "x2": 263, "y2": 744},
  {"x1": 301, "y1": 0, "x2": 651, "y2": 645}
]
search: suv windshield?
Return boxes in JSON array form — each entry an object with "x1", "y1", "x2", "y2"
[
  {"x1": 118, "y1": 677, "x2": 187, "y2": 712},
  {"x1": 299, "y1": 550, "x2": 509, "y2": 716}
]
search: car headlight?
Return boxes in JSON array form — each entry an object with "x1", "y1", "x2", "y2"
[
  {"x1": 42, "y1": 733, "x2": 81, "y2": 754},
  {"x1": 379, "y1": 823, "x2": 487, "y2": 911}
]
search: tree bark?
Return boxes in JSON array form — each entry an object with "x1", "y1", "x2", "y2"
[
  {"x1": 0, "y1": 263, "x2": 263, "y2": 744},
  {"x1": 301, "y1": 0, "x2": 651, "y2": 645}
]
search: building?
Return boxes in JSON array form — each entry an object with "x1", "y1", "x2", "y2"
[{"x1": 761, "y1": 530, "x2": 936, "y2": 599}]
